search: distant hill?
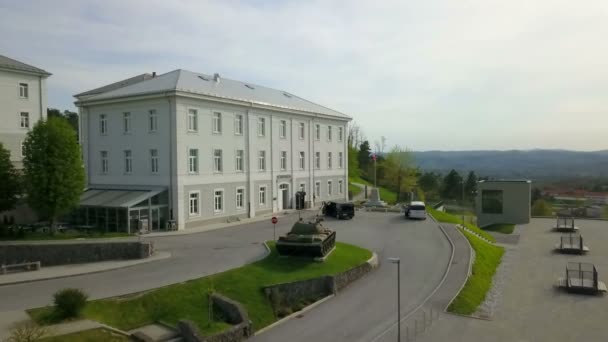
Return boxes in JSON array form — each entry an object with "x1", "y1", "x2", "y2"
[{"x1": 412, "y1": 150, "x2": 608, "y2": 180}]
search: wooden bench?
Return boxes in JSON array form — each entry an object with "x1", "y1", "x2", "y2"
[{"x1": 0, "y1": 261, "x2": 41, "y2": 275}]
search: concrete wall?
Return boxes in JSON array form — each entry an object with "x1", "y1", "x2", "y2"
[
  {"x1": 0, "y1": 69, "x2": 48, "y2": 167},
  {"x1": 475, "y1": 180, "x2": 531, "y2": 227},
  {"x1": 0, "y1": 241, "x2": 154, "y2": 266}
]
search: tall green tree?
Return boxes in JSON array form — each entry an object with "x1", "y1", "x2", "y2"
[
  {"x1": 418, "y1": 171, "x2": 441, "y2": 195},
  {"x1": 23, "y1": 117, "x2": 85, "y2": 233},
  {"x1": 357, "y1": 140, "x2": 372, "y2": 178},
  {"x1": 464, "y1": 171, "x2": 478, "y2": 202},
  {"x1": 383, "y1": 146, "x2": 416, "y2": 202},
  {"x1": 47, "y1": 108, "x2": 79, "y2": 136},
  {"x1": 441, "y1": 169, "x2": 463, "y2": 200},
  {"x1": 0, "y1": 143, "x2": 20, "y2": 214},
  {"x1": 347, "y1": 144, "x2": 360, "y2": 179},
  {"x1": 531, "y1": 187, "x2": 542, "y2": 205}
]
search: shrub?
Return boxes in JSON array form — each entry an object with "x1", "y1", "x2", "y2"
[
  {"x1": 3, "y1": 322, "x2": 47, "y2": 342},
  {"x1": 53, "y1": 288, "x2": 88, "y2": 319}
]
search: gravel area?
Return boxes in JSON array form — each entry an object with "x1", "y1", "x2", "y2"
[{"x1": 473, "y1": 244, "x2": 516, "y2": 319}]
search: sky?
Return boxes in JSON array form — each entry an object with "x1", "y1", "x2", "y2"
[{"x1": 1, "y1": 0, "x2": 607, "y2": 151}]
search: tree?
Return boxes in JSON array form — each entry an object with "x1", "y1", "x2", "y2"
[
  {"x1": 348, "y1": 144, "x2": 360, "y2": 179},
  {"x1": 531, "y1": 199, "x2": 552, "y2": 216},
  {"x1": 382, "y1": 146, "x2": 416, "y2": 202},
  {"x1": 464, "y1": 171, "x2": 478, "y2": 202},
  {"x1": 418, "y1": 171, "x2": 441, "y2": 196},
  {"x1": 0, "y1": 143, "x2": 20, "y2": 213},
  {"x1": 441, "y1": 169, "x2": 463, "y2": 200},
  {"x1": 358, "y1": 140, "x2": 372, "y2": 177},
  {"x1": 23, "y1": 117, "x2": 85, "y2": 233},
  {"x1": 47, "y1": 108, "x2": 79, "y2": 136},
  {"x1": 531, "y1": 187, "x2": 542, "y2": 205}
]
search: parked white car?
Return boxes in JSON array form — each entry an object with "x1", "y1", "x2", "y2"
[{"x1": 406, "y1": 201, "x2": 427, "y2": 220}]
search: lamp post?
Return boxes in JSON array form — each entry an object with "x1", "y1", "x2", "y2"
[{"x1": 388, "y1": 257, "x2": 401, "y2": 341}]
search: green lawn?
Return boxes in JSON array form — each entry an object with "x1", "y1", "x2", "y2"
[
  {"x1": 427, "y1": 208, "x2": 495, "y2": 243},
  {"x1": 483, "y1": 223, "x2": 515, "y2": 234},
  {"x1": 349, "y1": 183, "x2": 362, "y2": 197},
  {"x1": 0, "y1": 229, "x2": 131, "y2": 241},
  {"x1": 348, "y1": 176, "x2": 372, "y2": 185},
  {"x1": 40, "y1": 328, "x2": 130, "y2": 342},
  {"x1": 30, "y1": 242, "x2": 371, "y2": 335},
  {"x1": 448, "y1": 229, "x2": 504, "y2": 315},
  {"x1": 378, "y1": 187, "x2": 397, "y2": 204}
]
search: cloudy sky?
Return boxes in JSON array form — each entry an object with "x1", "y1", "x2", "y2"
[{"x1": 1, "y1": 0, "x2": 607, "y2": 151}]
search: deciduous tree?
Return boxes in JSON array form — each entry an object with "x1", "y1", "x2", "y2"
[
  {"x1": 23, "y1": 117, "x2": 85, "y2": 233},
  {"x1": 441, "y1": 169, "x2": 463, "y2": 200},
  {"x1": 0, "y1": 143, "x2": 20, "y2": 213},
  {"x1": 464, "y1": 171, "x2": 478, "y2": 202}
]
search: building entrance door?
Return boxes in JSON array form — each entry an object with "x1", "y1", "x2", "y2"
[{"x1": 279, "y1": 184, "x2": 289, "y2": 211}]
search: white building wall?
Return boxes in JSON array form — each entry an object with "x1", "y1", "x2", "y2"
[{"x1": 0, "y1": 69, "x2": 47, "y2": 167}]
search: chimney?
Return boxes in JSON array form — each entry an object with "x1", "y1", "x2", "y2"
[{"x1": 213, "y1": 73, "x2": 221, "y2": 82}]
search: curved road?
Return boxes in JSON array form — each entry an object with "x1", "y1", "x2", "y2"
[{"x1": 0, "y1": 211, "x2": 451, "y2": 342}]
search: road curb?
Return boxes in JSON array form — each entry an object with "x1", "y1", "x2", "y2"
[{"x1": 0, "y1": 251, "x2": 172, "y2": 287}]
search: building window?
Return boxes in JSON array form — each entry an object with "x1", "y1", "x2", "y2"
[
  {"x1": 338, "y1": 127, "x2": 343, "y2": 142},
  {"x1": 280, "y1": 151, "x2": 287, "y2": 170},
  {"x1": 188, "y1": 148, "x2": 199, "y2": 173},
  {"x1": 299, "y1": 122, "x2": 305, "y2": 139},
  {"x1": 188, "y1": 109, "x2": 198, "y2": 132},
  {"x1": 327, "y1": 152, "x2": 333, "y2": 169},
  {"x1": 259, "y1": 186, "x2": 267, "y2": 206},
  {"x1": 482, "y1": 190, "x2": 503, "y2": 214},
  {"x1": 213, "y1": 112, "x2": 222, "y2": 134},
  {"x1": 124, "y1": 150, "x2": 132, "y2": 174},
  {"x1": 235, "y1": 149, "x2": 244, "y2": 172},
  {"x1": 338, "y1": 152, "x2": 343, "y2": 168},
  {"x1": 99, "y1": 114, "x2": 107, "y2": 135},
  {"x1": 19, "y1": 83, "x2": 28, "y2": 98},
  {"x1": 338, "y1": 180, "x2": 343, "y2": 194},
  {"x1": 299, "y1": 151, "x2": 305, "y2": 169},
  {"x1": 214, "y1": 190, "x2": 224, "y2": 213},
  {"x1": 21, "y1": 141, "x2": 26, "y2": 158},
  {"x1": 257, "y1": 117, "x2": 266, "y2": 136},
  {"x1": 279, "y1": 120, "x2": 287, "y2": 138},
  {"x1": 189, "y1": 192, "x2": 200, "y2": 216},
  {"x1": 315, "y1": 152, "x2": 321, "y2": 169},
  {"x1": 299, "y1": 183, "x2": 306, "y2": 192},
  {"x1": 327, "y1": 126, "x2": 332, "y2": 141},
  {"x1": 258, "y1": 150, "x2": 266, "y2": 171},
  {"x1": 328, "y1": 181, "x2": 333, "y2": 196},
  {"x1": 122, "y1": 112, "x2": 131, "y2": 133},
  {"x1": 315, "y1": 181, "x2": 321, "y2": 198},
  {"x1": 236, "y1": 188, "x2": 245, "y2": 209},
  {"x1": 150, "y1": 149, "x2": 159, "y2": 174},
  {"x1": 234, "y1": 114, "x2": 243, "y2": 135},
  {"x1": 100, "y1": 151, "x2": 109, "y2": 174},
  {"x1": 213, "y1": 149, "x2": 223, "y2": 172},
  {"x1": 20, "y1": 112, "x2": 29, "y2": 128},
  {"x1": 149, "y1": 110, "x2": 157, "y2": 132},
  {"x1": 315, "y1": 124, "x2": 320, "y2": 140}
]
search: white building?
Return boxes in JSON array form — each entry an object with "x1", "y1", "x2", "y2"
[
  {"x1": 0, "y1": 54, "x2": 51, "y2": 168},
  {"x1": 75, "y1": 70, "x2": 350, "y2": 232}
]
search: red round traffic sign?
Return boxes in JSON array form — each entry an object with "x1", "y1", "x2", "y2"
[{"x1": 271, "y1": 216, "x2": 278, "y2": 224}]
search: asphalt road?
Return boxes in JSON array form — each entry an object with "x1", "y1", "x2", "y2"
[
  {"x1": 0, "y1": 210, "x2": 451, "y2": 342},
  {"x1": 251, "y1": 212, "x2": 452, "y2": 342}
]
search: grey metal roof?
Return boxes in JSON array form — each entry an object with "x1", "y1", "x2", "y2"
[
  {"x1": 79, "y1": 188, "x2": 164, "y2": 208},
  {"x1": 75, "y1": 73, "x2": 153, "y2": 97},
  {"x1": 79, "y1": 69, "x2": 349, "y2": 119},
  {"x1": 0, "y1": 54, "x2": 51, "y2": 76}
]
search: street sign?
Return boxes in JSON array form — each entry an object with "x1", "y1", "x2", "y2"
[{"x1": 271, "y1": 216, "x2": 278, "y2": 224}]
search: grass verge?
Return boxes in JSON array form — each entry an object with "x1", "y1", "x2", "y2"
[
  {"x1": 29, "y1": 242, "x2": 371, "y2": 335},
  {"x1": 40, "y1": 328, "x2": 130, "y2": 342},
  {"x1": 349, "y1": 183, "x2": 362, "y2": 197},
  {"x1": 448, "y1": 229, "x2": 504, "y2": 315},
  {"x1": 483, "y1": 223, "x2": 515, "y2": 234},
  {"x1": 427, "y1": 208, "x2": 495, "y2": 242}
]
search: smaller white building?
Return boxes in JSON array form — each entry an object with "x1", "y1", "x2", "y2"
[{"x1": 0, "y1": 54, "x2": 51, "y2": 168}]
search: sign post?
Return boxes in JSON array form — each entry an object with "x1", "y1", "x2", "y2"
[{"x1": 271, "y1": 216, "x2": 278, "y2": 241}]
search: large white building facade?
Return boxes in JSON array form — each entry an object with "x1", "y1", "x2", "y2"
[
  {"x1": 75, "y1": 70, "x2": 350, "y2": 232},
  {"x1": 0, "y1": 54, "x2": 50, "y2": 168}
]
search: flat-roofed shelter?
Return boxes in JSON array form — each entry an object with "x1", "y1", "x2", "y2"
[
  {"x1": 475, "y1": 180, "x2": 531, "y2": 228},
  {"x1": 71, "y1": 186, "x2": 169, "y2": 233}
]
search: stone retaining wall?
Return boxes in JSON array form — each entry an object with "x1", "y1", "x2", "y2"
[
  {"x1": 178, "y1": 293, "x2": 252, "y2": 342},
  {"x1": 0, "y1": 241, "x2": 154, "y2": 266}
]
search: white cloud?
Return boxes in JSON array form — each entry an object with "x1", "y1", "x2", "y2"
[{"x1": 1, "y1": 0, "x2": 607, "y2": 150}]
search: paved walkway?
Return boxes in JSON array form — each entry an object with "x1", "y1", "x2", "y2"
[
  {"x1": 350, "y1": 182, "x2": 370, "y2": 201},
  {"x1": 0, "y1": 251, "x2": 171, "y2": 286}
]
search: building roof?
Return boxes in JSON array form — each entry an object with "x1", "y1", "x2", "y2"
[
  {"x1": 76, "y1": 69, "x2": 350, "y2": 119},
  {"x1": 0, "y1": 54, "x2": 51, "y2": 76},
  {"x1": 75, "y1": 73, "x2": 153, "y2": 97}
]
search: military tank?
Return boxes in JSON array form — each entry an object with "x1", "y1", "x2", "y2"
[{"x1": 276, "y1": 217, "x2": 336, "y2": 257}]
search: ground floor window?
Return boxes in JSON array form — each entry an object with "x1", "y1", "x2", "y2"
[
  {"x1": 236, "y1": 188, "x2": 245, "y2": 209},
  {"x1": 189, "y1": 192, "x2": 200, "y2": 216},
  {"x1": 259, "y1": 186, "x2": 266, "y2": 206},
  {"x1": 338, "y1": 180, "x2": 343, "y2": 194},
  {"x1": 315, "y1": 182, "x2": 321, "y2": 198},
  {"x1": 214, "y1": 190, "x2": 224, "y2": 213},
  {"x1": 328, "y1": 181, "x2": 333, "y2": 195}
]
